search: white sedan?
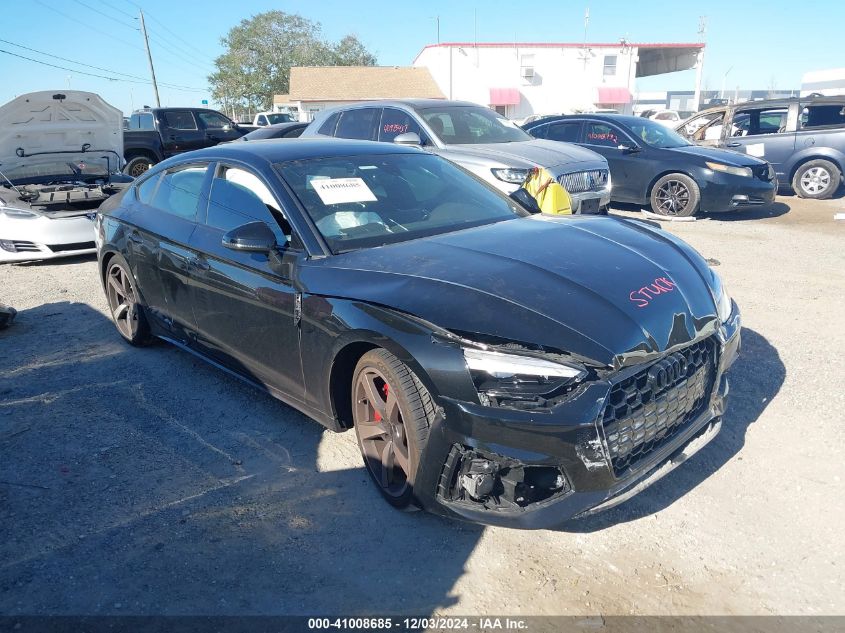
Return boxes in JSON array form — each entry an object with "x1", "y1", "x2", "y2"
[{"x1": 0, "y1": 89, "x2": 130, "y2": 263}]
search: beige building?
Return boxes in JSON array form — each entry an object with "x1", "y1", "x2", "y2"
[{"x1": 274, "y1": 66, "x2": 445, "y2": 122}]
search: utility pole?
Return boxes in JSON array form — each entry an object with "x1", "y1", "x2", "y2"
[
  {"x1": 692, "y1": 16, "x2": 707, "y2": 111},
  {"x1": 139, "y1": 10, "x2": 161, "y2": 107}
]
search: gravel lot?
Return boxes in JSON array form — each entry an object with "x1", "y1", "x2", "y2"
[{"x1": 1, "y1": 194, "x2": 843, "y2": 617}]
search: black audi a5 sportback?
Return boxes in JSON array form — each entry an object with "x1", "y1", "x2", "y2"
[{"x1": 96, "y1": 138, "x2": 740, "y2": 529}]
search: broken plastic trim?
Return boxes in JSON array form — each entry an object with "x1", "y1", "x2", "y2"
[{"x1": 437, "y1": 445, "x2": 572, "y2": 511}]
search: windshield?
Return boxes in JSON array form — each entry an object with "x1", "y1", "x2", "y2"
[
  {"x1": 626, "y1": 118, "x2": 691, "y2": 149},
  {"x1": 418, "y1": 106, "x2": 532, "y2": 145},
  {"x1": 1, "y1": 156, "x2": 111, "y2": 185},
  {"x1": 266, "y1": 113, "x2": 292, "y2": 124},
  {"x1": 277, "y1": 153, "x2": 525, "y2": 254}
]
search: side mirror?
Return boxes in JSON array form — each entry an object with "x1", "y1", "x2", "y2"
[
  {"x1": 394, "y1": 132, "x2": 422, "y2": 146},
  {"x1": 222, "y1": 221, "x2": 277, "y2": 252},
  {"x1": 509, "y1": 188, "x2": 541, "y2": 214},
  {"x1": 617, "y1": 143, "x2": 640, "y2": 153}
]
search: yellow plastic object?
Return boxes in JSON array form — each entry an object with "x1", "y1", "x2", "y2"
[{"x1": 521, "y1": 167, "x2": 572, "y2": 215}]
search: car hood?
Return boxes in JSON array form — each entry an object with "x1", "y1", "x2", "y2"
[
  {"x1": 0, "y1": 90, "x2": 124, "y2": 180},
  {"x1": 668, "y1": 144, "x2": 768, "y2": 166},
  {"x1": 441, "y1": 139, "x2": 607, "y2": 172},
  {"x1": 300, "y1": 216, "x2": 719, "y2": 368}
]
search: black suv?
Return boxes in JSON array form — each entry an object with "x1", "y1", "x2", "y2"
[
  {"x1": 123, "y1": 107, "x2": 248, "y2": 177},
  {"x1": 677, "y1": 96, "x2": 845, "y2": 199}
]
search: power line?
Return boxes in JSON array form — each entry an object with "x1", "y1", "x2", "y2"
[
  {"x1": 124, "y1": 0, "x2": 218, "y2": 62},
  {"x1": 72, "y1": 0, "x2": 137, "y2": 30},
  {"x1": 0, "y1": 48, "x2": 207, "y2": 93},
  {"x1": 0, "y1": 38, "x2": 205, "y2": 91},
  {"x1": 97, "y1": 0, "x2": 136, "y2": 21},
  {"x1": 147, "y1": 33, "x2": 215, "y2": 74},
  {"x1": 33, "y1": 0, "x2": 146, "y2": 53}
]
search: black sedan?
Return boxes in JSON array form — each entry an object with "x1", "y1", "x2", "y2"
[
  {"x1": 226, "y1": 121, "x2": 308, "y2": 142},
  {"x1": 96, "y1": 138, "x2": 740, "y2": 529},
  {"x1": 523, "y1": 114, "x2": 777, "y2": 217}
]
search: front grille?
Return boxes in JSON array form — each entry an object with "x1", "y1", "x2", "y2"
[
  {"x1": 601, "y1": 337, "x2": 718, "y2": 476},
  {"x1": 47, "y1": 241, "x2": 95, "y2": 253},
  {"x1": 559, "y1": 169, "x2": 609, "y2": 193},
  {"x1": 11, "y1": 241, "x2": 41, "y2": 253}
]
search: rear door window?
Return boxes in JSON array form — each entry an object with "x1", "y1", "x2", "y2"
[
  {"x1": 379, "y1": 108, "x2": 424, "y2": 142},
  {"x1": 335, "y1": 108, "x2": 380, "y2": 140},
  {"x1": 196, "y1": 111, "x2": 231, "y2": 129},
  {"x1": 800, "y1": 104, "x2": 845, "y2": 129},
  {"x1": 545, "y1": 121, "x2": 582, "y2": 142},
  {"x1": 162, "y1": 111, "x2": 198, "y2": 130},
  {"x1": 148, "y1": 164, "x2": 208, "y2": 221}
]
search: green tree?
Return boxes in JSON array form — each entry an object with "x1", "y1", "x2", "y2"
[{"x1": 208, "y1": 11, "x2": 377, "y2": 112}]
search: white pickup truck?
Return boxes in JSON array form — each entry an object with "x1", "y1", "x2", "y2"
[{"x1": 253, "y1": 111, "x2": 295, "y2": 126}]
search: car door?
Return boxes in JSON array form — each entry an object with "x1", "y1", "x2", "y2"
[
  {"x1": 529, "y1": 119, "x2": 583, "y2": 144},
  {"x1": 793, "y1": 101, "x2": 845, "y2": 171},
  {"x1": 378, "y1": 107, "x2": 431, "y2": 144},
  {"x1": 197, "y1": 110, "x2": 242, "y2": 145},
  {"x1": 677, "y1": 109, "x2": 728, "y2": 147},
  {"x1": 158, "y1": 110, "x2": 205, "y2": 155},
  {"x1": 722, "y1": 104, "x2": 796, "y2": 177},
  {"x1": 188, "y1": 162, "x2": 305, "y2": 399},
  {"x1": 126, "y1": 162, "x2": 209, "y2": 341},
  {"x1": 579, "y1": 119, "x2": 644, "y2": 202}
]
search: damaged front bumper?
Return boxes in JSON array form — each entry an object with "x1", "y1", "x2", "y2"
[{"x1": 413, "y1": 311, "x2": 741, "y2": 529}]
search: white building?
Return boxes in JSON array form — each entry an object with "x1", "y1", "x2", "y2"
[
  {"x1": 413, "y1": 41, "x2": 703, "y2": 118},
  {"x1": 801, "y1": 68, "x2": 845, "y2": 97}
]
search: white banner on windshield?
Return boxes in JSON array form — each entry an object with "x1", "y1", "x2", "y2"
[{"x1": 312, "y1": 177, "x2": 378, "y2": 205}]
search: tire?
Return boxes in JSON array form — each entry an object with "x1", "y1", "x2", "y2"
[
  {"x1": 791, "y1": 159, "x2": 841, "y2": 199},
  {"x1": 351, "y1": 349, "x2": 435, "y2": 508},
  {"x1": 104, "y1": 254, "x2": 152, "y2": 346},
  {"x1": 649, "y1": 173, "x2": 701, "y2": 217},
  {"x1": 123, "y1": 156, "x2": 155, "y2": 178}
]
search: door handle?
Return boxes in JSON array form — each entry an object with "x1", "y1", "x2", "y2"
[
  {"x1": 127, "y1": 231, "x2": 142, "y2": 244},
  {"x1": 726, "y1": 142, "x2": 741, "y2": 147}
]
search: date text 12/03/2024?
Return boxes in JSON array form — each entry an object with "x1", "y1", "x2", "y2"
[{"x1": 307, "y1": 617, "x2": 529, "y2": 630}]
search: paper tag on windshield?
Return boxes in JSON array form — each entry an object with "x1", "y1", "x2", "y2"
[{"x1": 312, "y1": 178, "x2": 377, "y2": 205}]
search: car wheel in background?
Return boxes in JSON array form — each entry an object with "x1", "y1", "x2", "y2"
[
  {"x1": 792, "y1": 160, "x2": 841, "y2": 199},
  {"x1": 123, "y1": 156, "x2": 155, "y2": 178},
  {"x1": 352, "y1": 349, "x2": 434, "y2": 508},
  {"x1": 105, "y1": 255, "x2": 152, "y2": 346},
  {"x1": 649, "y1": 173, "x2": 700, "y2": 217}
]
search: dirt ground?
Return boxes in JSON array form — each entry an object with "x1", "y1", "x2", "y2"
[{"x1": 1, "y1": 194, "x2": 843, "y2": 617}]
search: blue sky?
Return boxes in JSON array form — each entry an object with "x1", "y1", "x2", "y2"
[{"x1": 1, "y1": 0, "x2": 840, "y2": 114}]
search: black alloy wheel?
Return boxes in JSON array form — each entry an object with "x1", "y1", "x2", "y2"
[
  {"x1": 352, "y1": 349, "x2": 433, "y2": 508},
  {"x1": 650, "y1": 173, "x2": 700, "y2": 217}
]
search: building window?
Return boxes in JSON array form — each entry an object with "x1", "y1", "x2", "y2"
[
  {"x1": 603, "y1": 55, "x2": 617, "y2": 76},
  {"x1": 520, "y1": 54, "x2": 535, "y2": 81}
]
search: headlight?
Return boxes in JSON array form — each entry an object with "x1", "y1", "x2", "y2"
[
  {"x1": 491, "y1": 167, "x2": 531, "y2": 184},
  {"x1": 605, "y1": 170, "x2": 612, "y2": 192},
  {"x1": 0, "y1": 207, "x2": 38, "y2": 219},
  {"x1": 711, "y1": 270, "x2": 733, "y2": 323},
  {"x1": 705, "y1": 161, "x2": 753, "y2": 178},
  {"x1": 463, "y1": 347, "x2": 587, "y2": 409}
]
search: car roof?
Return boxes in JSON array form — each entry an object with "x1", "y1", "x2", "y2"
[
  {"x1": 182, "y1": 138, "x2": 425, "y2": 163},
  {"x1": 525, "y1": 113, "x2": 646, "y2": 127},
  {"x1": 322, "y1": 99, "x2": 479, "y2": 111},
  {"x1": 694, "y1": 95, "x2": 845, "y2": 115}
]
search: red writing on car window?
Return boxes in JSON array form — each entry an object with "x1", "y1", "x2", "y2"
[
  {"x1": 384, "y1": 123, "x2": 409, "y2": 134},
  {"x1": 587, "y1": 132, "x2": 618, "y2": 144},
  {"x1": 629, "y1": 277, "x2": 676, "y2": 308}
]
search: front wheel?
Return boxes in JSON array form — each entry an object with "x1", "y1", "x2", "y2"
[
  {"x1": 351, "y1": 349, "x2": 434, "y2": 508},
  {"x1": 792, "y1": 160, "x2": 840, "y2": 199},
  {"x1": 105, "y1": 255, "x2": 152, "y2": 346},
  {"x1": 649, "y1": 173, "x2": 700, "y2": 217}
]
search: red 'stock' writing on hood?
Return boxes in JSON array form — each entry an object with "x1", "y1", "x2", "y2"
[{"x1": 629, "y1": 277, "x2": 677, "y2": 308}]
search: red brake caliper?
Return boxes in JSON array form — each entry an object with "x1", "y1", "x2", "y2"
[{"x1": 374, "y1": 383, "x2": 389, "y2": 421}]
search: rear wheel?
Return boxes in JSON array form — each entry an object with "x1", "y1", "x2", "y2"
[
  {"x1": 123, "y1": 156, "x2": 155, "y2": 178},
  {"x1": 792, "y1": 159, "x2": 840, "y2": 199},
  {"x1": 105, "y1": 255, "x2": 152, "y2": 346},
  {"x1": 351, "y1": 349, "x2": 434, "y2": 508},
  {"x1": 649, "y1": 173, "x2": 700, "y2": 217}
]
